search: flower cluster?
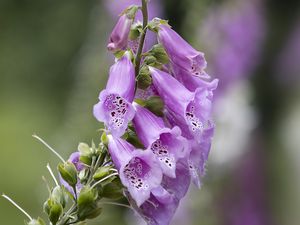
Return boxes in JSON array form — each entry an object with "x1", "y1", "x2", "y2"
[
  {"x1": 91, "y1": 2, "x2": 218, "y2": 224},
  {"x1": 2, "y1": 1, "x2": 217, "y2": 225}
]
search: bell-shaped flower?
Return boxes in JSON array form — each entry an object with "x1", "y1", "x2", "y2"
[
  {"x1": 161, "y1": 159, "x2": 191, "y2": 200},
  {"x1": 107, "y1": 135, "x2": 163, "y2": 207},
  {"x1": 93, "y1": 52, "x2": 135, "y2": 137},
  {"x1": 149, "y1": 66, "x2": 216, "y2": 141},
  {"x1": 172, "y1": 64, "x2": 219, "y2": 92},
  {"x1": 129, "y1": 186, "x2": 180, "y2": 225},
  {"x1": 132, "y1": 103, "x2": 189, "y2": 178},
  {"x1": 158, "y1": 24, "x2": 209, "y2": 78},
  {"x1": 188, "y1": 124, "x2": 214, "y2": 188},
  {"x1": 107, "y1": 14, "x2": 133, "y2": 52}
]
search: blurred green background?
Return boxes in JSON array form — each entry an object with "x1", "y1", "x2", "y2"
[{"x1": 1, "y1": 0, "x2": 300, "y2": 224}]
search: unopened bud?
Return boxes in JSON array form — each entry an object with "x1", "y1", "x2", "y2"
[
  {"x1": 99, "y1": 178, "x2": 123, "y2": 200},
  {"x1": 58, "y1": 162, "x2": 77, "y2": 187},
  {"x1": 93, "y1": 167, "x2": 111, "y2": 180},
  {"x1": 129, "y1": 23, "x2": 143, "y2": 40},
  {"x1": 77, "y1": 187, "x2": 100, "y2": 220},
  {"x1": 149, "y1": 44, "x2": 169, "y2": 64},
  {"x1": 137, "y1": 66, "x2": 152, "y2": 90},
  {"x1": 51, "y1": 186, "x2": 67, "y2": 208}
]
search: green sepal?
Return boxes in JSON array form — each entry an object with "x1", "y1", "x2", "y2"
[
  {"x1": 78, "y1": 142, "x2": 91, "y2": 156},
  {"x1": 79, "y1": 155, "x2": 92, "y2": 166},
  {"x1": 148, "y1": 44, "x2": 169, "y2": 64},
  {"x1": 77, "y1": 186, "x2": 100, "y2": 221},
  {"x1": 125, "y1": 128, "x2": 145, "y2": 149},
  {"x1": 99, "y1": 178, "x2": 124, "y2": 200},
  {"x1": 148, "y1": 18, "x2": 169, "y2": 32},
  {"x1": 129, "y1": 23, "x2": 143, "y2": 40},
  {"x1": 48, "y1": 202, "x2": 63, "y2": 225},
  {"x1": 121, "y1": 5, "x2": 139, "y2": 20},
  {"x1": 93, "y1": 166, "x2": 111, "y2": 180},
  {"x1": 101, "y1": 132, "x2": 108, "y2": 146},
  {"x1": 58, "y1": 162, "x2": 77, "y2": 187},
  {"x1": 51, "y1": 186, "x2": 68, "y2": 208},
  {"x1": 144, "y1": 96, "x2": 165, "y2": 117},
  {"x1": 137, "y1": 66, "x2": 152, "y2": 90}
]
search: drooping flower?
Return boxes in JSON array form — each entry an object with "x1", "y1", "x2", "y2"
[
  {"x1": 107, "y1": 14, "x2": 133, "y2": 52},
  {"x1": 107, "y1": 135, "x2": 163, "y2": 207},
  {"x1": 157, "y1": 24, "x2": 209, "y2": 78},
  {"x1": 132, "y1": 103, "x2": 189, "y2": 178},
  {"x1": 93, "y1": 52, "x2": 135, "y2": 137},
  {"x1": 129, "y1": 186, "x2": 180, "y2": 225},
  {"x1": 59, "y1": 152, "x2": 84, "y2": 195},
  {"x1": 149, "y1": 66, "x2": 217, "y2": 141}
]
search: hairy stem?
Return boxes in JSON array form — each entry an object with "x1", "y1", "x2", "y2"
[{"x1": 134, "y1": 0, "x2": 148, "y2": 88}]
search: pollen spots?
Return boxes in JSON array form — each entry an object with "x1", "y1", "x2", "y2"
[
  {"x1": 104, "y1": 94, "x2": 130, "y2": 129},
  {"x1": 124, "y1": 157, "x2": 150, "y2": 190},
  {"x1": 186, "y1": 104, "x2": 204, "y2": 132},
  {"x1": 151, "y1": 140, "x2": 175, "y2": 169}
]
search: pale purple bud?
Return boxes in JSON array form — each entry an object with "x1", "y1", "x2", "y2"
[
  {"x1": 158, "y1": 25, "x2": 209, "y2": 78},
  {"x1": 59, "y1": 152, "x2": 84, "y2": 195},
  {"x1": 132, "y1": 103, "x2": 190, "y2": 178},
  {"x1": 149, "y1": 67, "x2": 217, "y2": 141},
  {"x1": 107, "y1": 135, "x2": 163, "y2": 207},
  {"x1": 107, "y1": 14, "x2": 133, "y2": 52},
  {"x1": 93, "y1": 52, "x2": 135, "y2": 137}
]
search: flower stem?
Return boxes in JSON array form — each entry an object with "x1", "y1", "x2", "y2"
[{"x1": 134, "y1": 0, "x2": 148, "y2": 85}]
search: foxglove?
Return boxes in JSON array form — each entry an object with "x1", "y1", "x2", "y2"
[
  {"x1": 132, "y1": 103, "x2": 189, "y2": 178},
  {"x1": 107, "y1": 14, "x2": 133, "y2": 52},
  {"x1": 107, "y1": 135, "x2": 163, "y2": 207},
  {"x1": 130, "y1": 186, "x2": 179, "y2": 225},
  {"x1": 158, "y1": 24, "x2": 209, "y2": 78},
  {"x1": 93, "y1": 52, "x2": 135, "y2": 137},
  {"x1": 149, "y1": 66, "x2": 217, "y2": 141}
]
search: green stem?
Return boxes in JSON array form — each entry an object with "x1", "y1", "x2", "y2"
[{"x1": 134, "y1": 0, "x2": 148, "y2": 90}]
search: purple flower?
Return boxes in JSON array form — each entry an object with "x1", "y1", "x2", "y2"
[
  {"x1": 132, "y1": 103, "x2": 189, "y2": 178},
  {"x1": 188, "y1": 125, "x2": 214, "y2": 188},
  {"x1": 161, "y1": 159, "x2": 191, "y2": 200},
  {"x1": 107, "y1": 135, "x2": 163, "y2": 207},
  {"x1": 172, "y1": 64, "x2": 219, "y2": 92},
  {"x1": 107, "y1": 14, "x2": 133, "y2": 52},
  {"x1": 59, "y1": 152, "x2": 84, "y2": 195},
  {"x1": 158, "y1": 24, "x2": 209, "y2": 78},
  {"x1": 149, "y1": 66, "x2": 217, "y2": 141},
  {"x1": 93, "y1": 52, "x2": 135, "y2": 137},
  {"x1": 129, "y1": 186, "x2": 180, "y2": 225}
]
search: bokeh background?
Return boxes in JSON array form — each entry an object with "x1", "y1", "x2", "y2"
[{"x1": 1, "y1": 0, "x2": 300, "y2": 224}]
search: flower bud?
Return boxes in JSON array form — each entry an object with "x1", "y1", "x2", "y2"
[
  {"x1": 93, "y1": 166, "x2": 111, "y2": 180},
  {"x1": 58, "y1": 162, "x2": 78, "y2": 187},
  {"x1": 48, "y1": 202, "x2": 63, "y2": 225},
  {"x1": 100, "y1": 132, "x2": 108, "y2": 146},
  {"x1": 107, "y1": 14, "x2": 133, "y2": 52},
  {"x1": 43, "y1": 199, "x2": 63, "y2": 225},
  {"x1": 137, "y1": 66, "x2": 152, "y2": 90},
  {"x1": 51, "y1": 186, "x2": 67, "y2": 208},
  {"x1": 99, "y1": 178, "x2": 123, "y2": 200},
  {"x1": 129, "y1": 23, "x2": 142, "y2": 40},
  {"x1": 77, "y1": 186, "x2": 100, "y2": 220},
  {"x1": 148, "y1": 44, "x2": 169, "y2": 64}
]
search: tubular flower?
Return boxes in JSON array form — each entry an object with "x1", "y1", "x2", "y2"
[
  {"x1": 107, "y1": 14, "x2": 133, "y2": 52},
  {"x1": 132, "y1": 103, "x2": 189, "y2": 178},
  {"x1": 158, "y1": 24, "x2": 209, "y2": 78},
  {"x1": 107, "y1": 135, "x2": 163, "y2": 207},
  {"x1": 149, "y1": 66, "x2": 217, "y2": 141},
  {"x1": 129, "y1": 186, "x2": 180, "y2": 225},
  {"x1": 93, "y1": 52, "x2": 135, "y2": 137}
]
